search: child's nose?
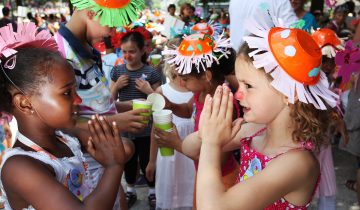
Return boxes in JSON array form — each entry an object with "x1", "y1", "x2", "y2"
[
  {"x1": 74, "y1": 93, "x2": 82, "y2": 105},
  {"x1": 234, "y1": 88, "x2": 244, "y2": 101}
]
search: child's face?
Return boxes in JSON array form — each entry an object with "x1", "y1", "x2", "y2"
[
  {"x1": 121, "y1": 41, "x2": 145, "y2": 66},
  {"x1": 86, "y1": 15, "x2": 116, "y2": 42},
  {"x1": 144, "y1": 39, "x2": 153, "y2": 55},
  {"x1": 178, "y1": 74, "x2": 207, "y2": 93},
  {"x1": 235, "y1": 57, "x2": 287, "y2": 124},
  {"x1": 30, "y1": 61, "x2": 81, "y2": 129},
  {"x1": 334, "y1": 12, "x2": 346, "y2": 25}
]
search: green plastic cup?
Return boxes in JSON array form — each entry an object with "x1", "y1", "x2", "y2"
[
  {"x1": 155, "y1": 122, "x2": 174, "y2": 156},
  {"x1": 150, "y1": 54, "x2": 162, "y2": 66},
  {"x1": 132, "y1": 99, "x2": 152, "y2": 124}
]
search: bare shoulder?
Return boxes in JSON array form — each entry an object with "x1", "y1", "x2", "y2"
[
  {"x1": 266, "y1": 149, "x2": 320, "y2": 188},
  {"x1": 1, "y1": 155, "x2": 55, "y2": 189}
]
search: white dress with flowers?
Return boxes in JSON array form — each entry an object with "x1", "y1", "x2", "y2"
[{"x1": 0, "y1": 131, "x2": 93, "y2": 210}]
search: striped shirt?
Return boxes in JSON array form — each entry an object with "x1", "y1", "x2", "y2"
[
  {"x1": 110, "y1": 64, "x2": 161, "y2": 138},
  {"x1": 110, "y1": 64, "x2": 161, "y2": 101}
]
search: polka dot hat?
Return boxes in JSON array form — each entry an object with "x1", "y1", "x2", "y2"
[
  {"x1": 243, "y1": 15, "x2": 338, "y2": 110},
  {"x1": 162, "y1": 32, "x2": 231, "y2": 75}
]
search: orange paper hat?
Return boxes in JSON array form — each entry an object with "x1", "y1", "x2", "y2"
[
  {"x1": 191, "y1": 21, "x2": 222, "y2": 37},
  {"x1": 243, "y1": 15, "x2": 338, "y2": 110},
  {"x1": 70, "y1": 0, "x2": 145, "y2": 27},
  {"x1": 312, "y1": 28, "x2": 343, "y2": 58},
  {"x1": 162, "y1": 32, "x2": 231, "y2": 74}
]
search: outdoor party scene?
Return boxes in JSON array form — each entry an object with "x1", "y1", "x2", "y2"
[{"x1": 1, "y1": 0, "x2": 360, "y2": 209}]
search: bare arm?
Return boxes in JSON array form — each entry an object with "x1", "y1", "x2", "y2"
[
  {"x1": 181, "y1": 131, "x2": 201, "y2": 160},
  {"x1": 110, "y1": 80, "x2": 119, "y2": 100},
  {"x1": 166, "y1": 97, "x2": 194, "y2": 118}
]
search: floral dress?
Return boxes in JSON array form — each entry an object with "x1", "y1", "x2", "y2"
[
  {"x1": 0, "y1": 131, "x2": 93, "y2": 210},
  {"x1": 238, "y1": 128, "x2": 319, "y2": 210}
]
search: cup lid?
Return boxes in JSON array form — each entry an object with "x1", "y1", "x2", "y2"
[{"x1": 147, "y1": 93, "x2": 165, "y2": 111}]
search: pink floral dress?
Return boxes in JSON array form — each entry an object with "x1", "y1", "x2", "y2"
[{"x1": 238, "y1": 128, "x2": 319, "y2": 210}]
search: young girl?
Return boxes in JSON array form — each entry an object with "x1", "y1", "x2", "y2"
[
  {"x1": 0, "y1": 23, "x2": 126, "y2": 210},
  {"x1": 195, "y1": 16, "x2": 338, "y2": 209},
  {"x1": 159, "y1": 33, "x2": 239, "y2": 209},
  {"x1": 146, "y1": 61, "x2": 196, "y2": 210},
  {"x1": 110, "y1": 31, "x2": 161, "y2": 209}
]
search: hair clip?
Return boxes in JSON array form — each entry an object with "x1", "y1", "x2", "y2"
[{"x1": 3, "y1": 55, "x2": 17, "y2": 70}]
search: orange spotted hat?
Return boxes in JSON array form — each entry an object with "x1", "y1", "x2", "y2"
[
  {"x1": 162, "y1": 33, "x2": 231, "y2": 74},
  {"x1": 243, "y1": 15, "x2": 338, "y2": 110},
  {"x1": 311, "y1": 28, "x2": 343, "y2": 58},
  {"x1": 191, "y1": 22, "x2": 222, "y2": 37}
]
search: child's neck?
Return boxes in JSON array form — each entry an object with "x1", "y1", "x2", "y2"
[
  {"x1": 17, "y1": 121, "x2": 58, "y2": 150},
  {"x1": 126, "y1": 62, "x2": 144, "y2": 71},
  {"x1": 260, "y1": 107, "x2": 299, "y2": 153}
]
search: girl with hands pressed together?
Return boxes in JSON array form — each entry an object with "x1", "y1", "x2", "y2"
[
  {"x1": 196, "y1": 13, "x2": 339, "y2": 210},
  {"x1": 0, "y1": 23, "x2": 126, "y2": 210}
]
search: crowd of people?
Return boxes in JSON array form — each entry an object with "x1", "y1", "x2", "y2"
[{"x1": 0, "y1": 0, "x2": 360, "y2": 210}]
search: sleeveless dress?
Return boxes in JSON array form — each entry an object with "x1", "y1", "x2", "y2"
[
  {"x1": 0, "y1": 131, "x2": 93, "y2": 210},
  {"x1": 155, "y1": 83, "x2": 196, "y2": 210},
  {"x1": 238, "y1": 128, "x2": 319, "y2": 210}
]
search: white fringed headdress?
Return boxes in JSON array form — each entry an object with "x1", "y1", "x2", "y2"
[
  {"x1": 162, "y1": 32, "x2": 231, "y2": 75},
  {"x1": 243, "y1": 15, "x2": 338, "y2": 110}
]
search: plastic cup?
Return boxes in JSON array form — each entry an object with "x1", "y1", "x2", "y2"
[
  {"x1": 153, "y1": 109, "x2": 172, "y2": 123},
  {"x1": 150, "y1": 54, "x2": 162, "y2": 66},
  {"x1": 153, "y1": 109, "x2": 174, "y2": 156},
  {"x1": 132, "y1": 99, "x2": 152, "y2": 124},
  {"x1": 147, "y1": 93, "x2": 165, "y2": 112}
]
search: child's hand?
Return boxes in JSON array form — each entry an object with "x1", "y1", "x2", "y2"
[
  {"x1": 115, "y1": 75, "x2": 129, "y2": 90},
  {"x1": 199, "y1": 85, "x2": 242, "y2": 147},
  {"x1": 135, "y1": 78, "x2": 153, "y2": 95},
  {"x1": 111, "y1": 109, "x2": 150, "y2": 133},
  {"x1": 154, "y1": 125, "x2": 182, "y2": 151},
  {"x1": 87, "y1": 115, "x2": 126, "y2": 168},
  {"x1": 145, "y1": 161, "x2": 156, "y2": 182}
]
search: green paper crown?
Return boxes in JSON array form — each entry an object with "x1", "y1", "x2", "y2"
[{"x1": 71, "y1": 0, "x2": 145, "y2": 27}]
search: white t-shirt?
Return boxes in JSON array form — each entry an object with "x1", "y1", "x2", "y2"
[{"x1": 229, "y1": 0, "x2": 298, "y2": 52}]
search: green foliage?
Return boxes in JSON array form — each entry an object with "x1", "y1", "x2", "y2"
[{"x1": 177, "y1": 0, "x2": 193, "y2": 7}]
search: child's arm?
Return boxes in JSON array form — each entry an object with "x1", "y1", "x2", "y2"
[
  {"x1": 1, "y1": 117, "x2": 125, "y2": 210},
  {"x1": 146, "y1": 126, "x2": 158, "y2": 182},
  {"x1": 145, "y1": 85, "x2": 163, "y2": 181},
  {"x1": 110, "y1": 75, "x2": 129, "y2": 99},
  {"x1": 197, "y1": 86, "x2": 319, "y2": 209},
  {"x1": 165, "y1": 97, "x2": 194, "y2": 119},
  {"x1": 181, "y1": 131, "x2": 202, "y2": 160}
]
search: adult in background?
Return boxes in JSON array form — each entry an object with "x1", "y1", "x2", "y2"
[
  {"x1": 0, "y1": 7, "x2": 16, "y2": 31},
  {"x1": 229, "y1": 0, "x2": 298, "y2": 52},
  {"x1": 290, "y1": 0, "x2": 318, "y2": 31}
]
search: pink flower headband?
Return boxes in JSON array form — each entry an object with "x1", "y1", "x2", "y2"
[{"x1": 0, "y1": 22, "x2": 58, "y2": 69}]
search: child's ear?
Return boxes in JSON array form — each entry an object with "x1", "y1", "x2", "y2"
[
  {"x1": 205, "y1": 70, "x2": 212, "y2": 82},
  {"x1": 86, "y1": 10, "x2": 96, "y2": 20},
  {"x1": 13, "y1": 93, "x2": 34, "y2": 115}
]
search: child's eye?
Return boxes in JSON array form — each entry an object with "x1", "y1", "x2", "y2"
[
  {"x1": 245, "y1": 83, "x2": 252, "y2": 89},
  {"x1": 64, "y1": 90, "x2": 71, "y2": 96}
]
